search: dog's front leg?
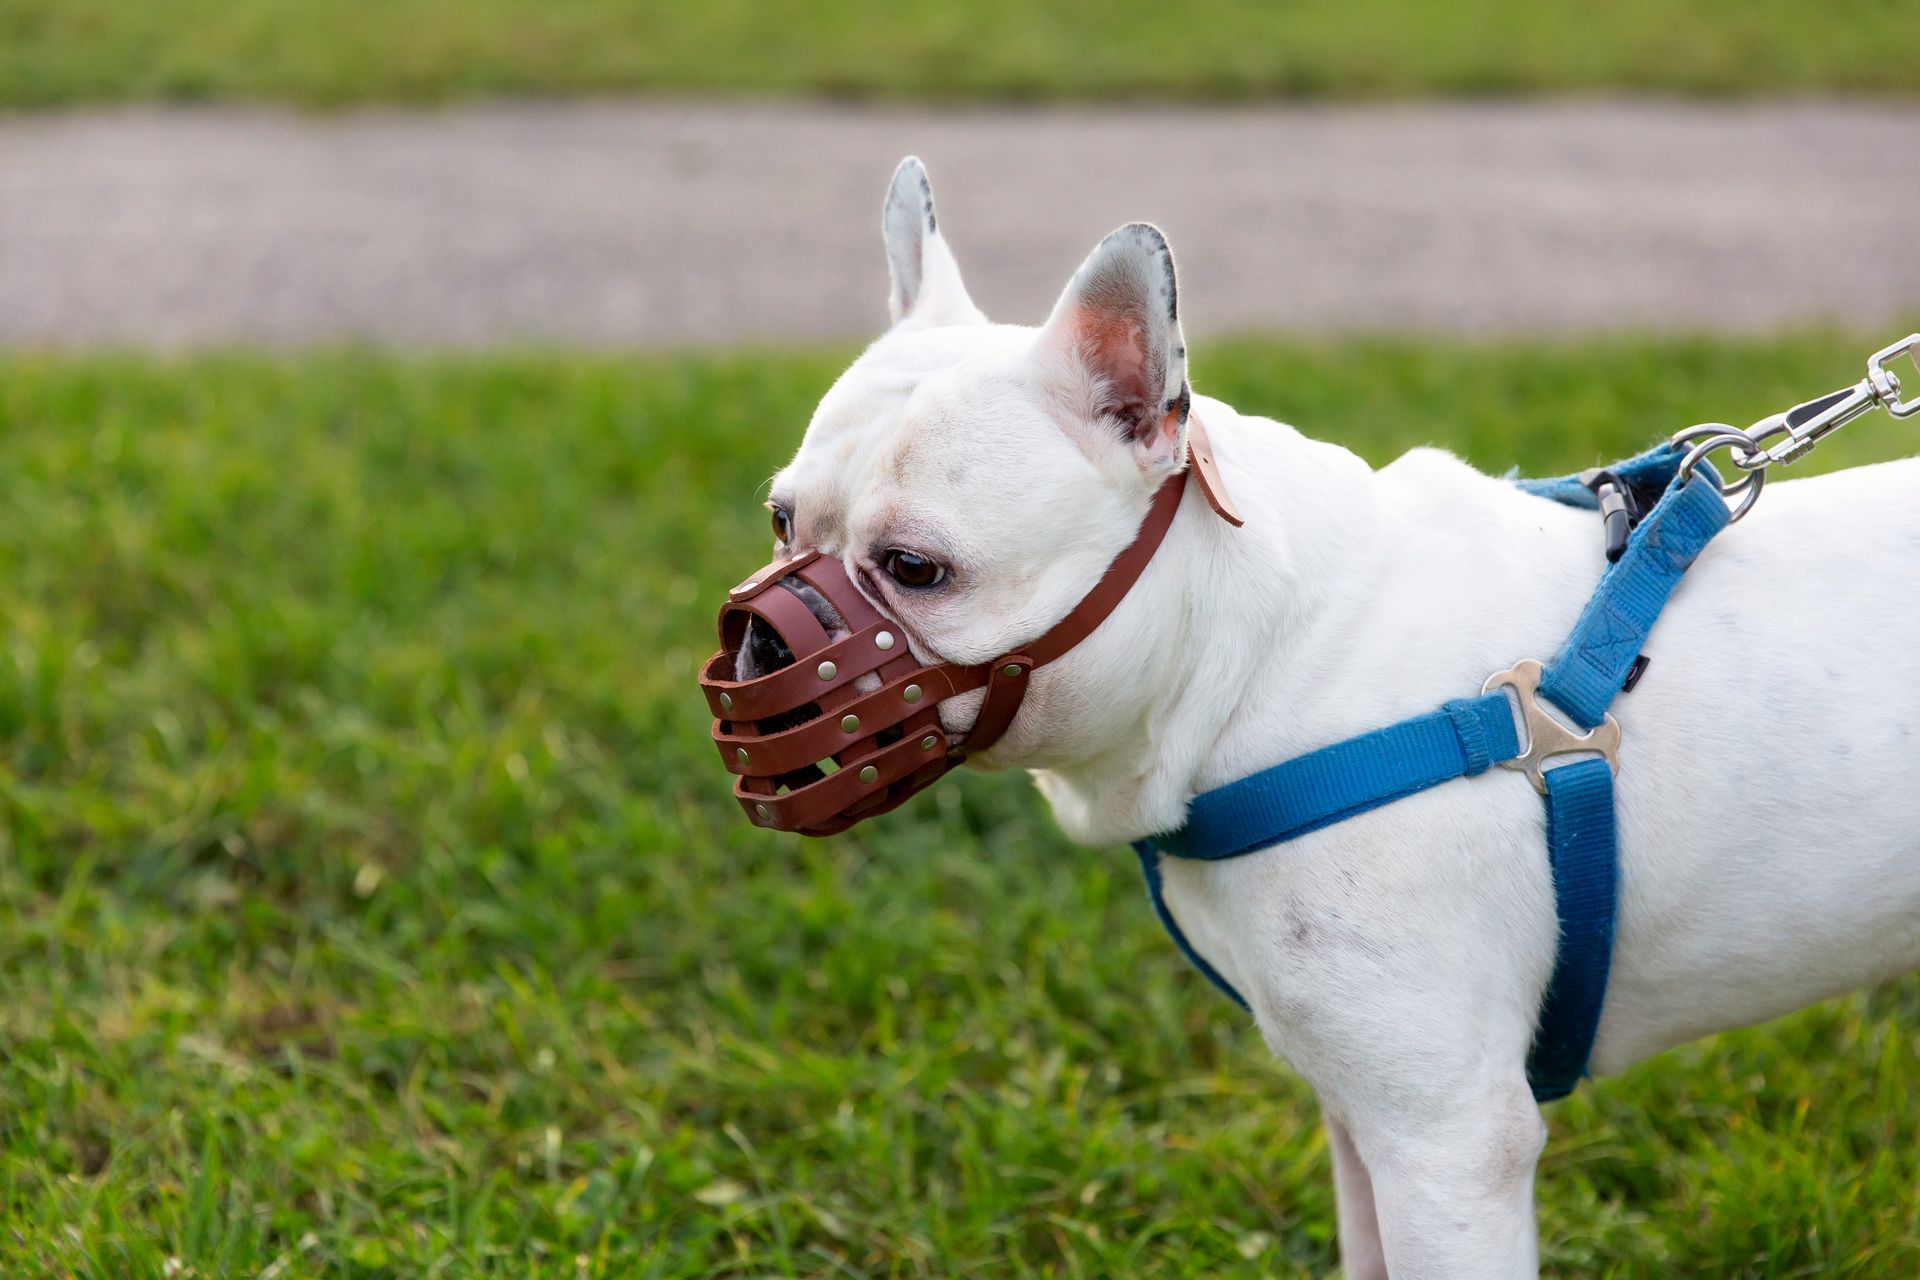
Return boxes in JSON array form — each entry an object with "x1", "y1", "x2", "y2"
[
  {"x1": 1330, "y1": 1075, "x2": 1544, "y2": 1279},
  {"x1": 1259, "y1": 991, "x2": 1545, "y2": 1277},
  {"x1": 1327, "y1": 1113, "x2": 1387, "y2": 1280},
  {"x1": 1239, "y1": 890, "x2": 1549, "y2": 1276}
]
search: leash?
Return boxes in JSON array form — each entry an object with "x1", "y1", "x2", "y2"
[{"x1": 1135, "y1": 334, "x2": 1920, "y2": 1103}]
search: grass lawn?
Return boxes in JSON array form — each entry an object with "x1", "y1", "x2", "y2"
[
  {"x1": 2, "y1": 332, "x2": 1918, "y2": 1278},
  {"x1": 1, "y1": 0, "x2": 1919, "y2": 108}
]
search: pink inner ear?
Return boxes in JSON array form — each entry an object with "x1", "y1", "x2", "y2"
[{"x1": 1073, "y1": 306, "x2": 1155, "y2": 434}]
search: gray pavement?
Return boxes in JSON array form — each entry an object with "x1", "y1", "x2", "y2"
[{"x1": 2, "y1": 99, "x2": 1917, "y2": 348}]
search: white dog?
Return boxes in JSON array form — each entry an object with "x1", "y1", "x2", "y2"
[{"x1": 759, "y1": 155, "x2": 1920, "y2": 1277}]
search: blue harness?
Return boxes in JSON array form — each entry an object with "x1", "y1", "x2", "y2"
[{"x1": 1133, "y1": 442, "x2": 1731, "y2": 1102}]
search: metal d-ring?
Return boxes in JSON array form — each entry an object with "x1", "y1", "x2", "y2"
[{"x1": 1673, "y1": 427, "x2": 1765, "y2": 521}]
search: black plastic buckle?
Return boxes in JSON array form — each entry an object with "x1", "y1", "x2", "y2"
[{"x1": 1579, "y1": 468, "x2": 1641, "y2": 564}]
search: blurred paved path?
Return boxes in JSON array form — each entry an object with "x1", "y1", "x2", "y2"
[{"x1": 3, "y1": 100, "x2": 1918, "y2": 348}]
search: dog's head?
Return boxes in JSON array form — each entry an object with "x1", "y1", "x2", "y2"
[{"x1": 753, "y1": 157, "x2": 1196, "y2": 763}]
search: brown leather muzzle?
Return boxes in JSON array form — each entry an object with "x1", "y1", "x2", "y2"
[{"x1": 698, "y1": 420, "x2": 1241, "y2": 836}]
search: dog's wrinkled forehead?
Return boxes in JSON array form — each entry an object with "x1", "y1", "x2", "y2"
[{"x1": 780, "y1": 324, "x2": 1075, "y2": 547}]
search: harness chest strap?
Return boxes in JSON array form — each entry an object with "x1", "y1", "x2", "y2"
[{"x1": 1136, "y1": 444, "x2": 1731, "y2": 1102}]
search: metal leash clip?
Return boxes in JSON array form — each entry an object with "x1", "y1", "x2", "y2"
[{"x1": 1673, "y1": 333, "x2": 1920, "y2": 521}]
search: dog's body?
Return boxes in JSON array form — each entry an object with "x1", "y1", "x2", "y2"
[{"x1": 768, "y1": 157, "x2": 1920, "y2": 1276}]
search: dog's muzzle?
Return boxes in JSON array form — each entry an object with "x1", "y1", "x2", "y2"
[{"x1": 697, "y1": 422, "x2": 1242, "y2": 836}]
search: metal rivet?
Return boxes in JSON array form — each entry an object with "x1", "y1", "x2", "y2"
[
  {"x1": 736, "y1": 747, "x2": 749, "y2": 765},
  {"x1": 817, "y1": 660, "x2": 837, "y2": 681},
  {"x1": 718, "y1": 692, "x2": 733, "y2": 711},
  {"x1": 875, "y1": 630, "x2": 895, "y2": 651},
  {"x1": 754, "y1": 803, "x2": 772, "y2": 822},
  {"x1": 858, "y1": 765, "x2": 878, "y2": 784},
  {"x1": 1002, "y1": 664, "x2": 1024, "y2": 679},
  {"x1": 903, "y1": 684, "x2": 922, "y2": 704},
  {"x1": 920, "y1": 735, "x2": 939, "y2": 751},
  {"x1": 841, "y1": 714, "x2": 860, "y2": 733}
]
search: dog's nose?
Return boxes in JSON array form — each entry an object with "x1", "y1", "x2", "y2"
[
  {"x1": 736, "y1": 614, "x2": 796, "y2": 681},
  {"x1": 733, "y1": 578, "x2": 848, "y2": 682}
]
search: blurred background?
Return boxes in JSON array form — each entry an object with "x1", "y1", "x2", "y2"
[{"x1": 1, "y1": 3, "x2": 1917, "y2": 1277}]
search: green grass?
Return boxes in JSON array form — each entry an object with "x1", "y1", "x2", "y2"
[
  {"x1": 2, "y1": 333, "x2": 1919, "y2": 1278},
  {"x1": 2, "y1": 0, "x2": 1920, "y2": 108}
]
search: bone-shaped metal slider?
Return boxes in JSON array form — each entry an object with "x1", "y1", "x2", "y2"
[{"x1": 1483, "y1": 659, "x2": 1621, "y2": 795}]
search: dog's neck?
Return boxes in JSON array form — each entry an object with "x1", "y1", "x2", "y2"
[
  {"x1": 1016, "y1": 394, "x2": 1598, "y2": 846},
  {"x1": 1015, "y1": 395, "x2": 1385, "y2": 843}
]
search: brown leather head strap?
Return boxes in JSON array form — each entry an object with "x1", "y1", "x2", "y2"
[
  {"x1": 1185, "y1": 415, "x2": 1243, "y2": 528},
  {"x1": 956, "y1": 413, "x2": 1237, "y2": 754}
]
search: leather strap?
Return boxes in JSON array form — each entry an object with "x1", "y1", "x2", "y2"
[
  {"x1": 963, "y1": 654, "x2": 1034, "y2": 754},
  {"x1": 1007, "y1": 468, "x2": 1189, "y2": 671},
  {"x1": 955, "y1": 465, "x2": 1191, "y2": 753},
  {"x1": 1186, "y1": 416, "x2": 1243, "y2": 527},
  {"x1": 956, "y1": 419, "x2": 1242, "y2": 752}
]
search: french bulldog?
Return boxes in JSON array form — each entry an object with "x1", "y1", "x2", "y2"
[{"x1": 750, "y1": 155, "x2": 1920, "y2": 1277}]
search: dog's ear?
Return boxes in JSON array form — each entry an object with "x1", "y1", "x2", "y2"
[
  {"x1": 882, "y1": 156, "x2": 985, "y2": 329},
  {"x1": 1036, "y1": 222, "x2": 1190, "y2": 474}
]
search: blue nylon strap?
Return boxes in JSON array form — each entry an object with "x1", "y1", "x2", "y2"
[
  {"x1": 1131, "y1": 691, "x2": 1520, "y2": 1015},
  {"x1": 1527, "y1": 757, "x2": 1618, "y2": 1100},
  {"x1": 1537, "y1": 470, "x2": 1730, "y2": 729},
  {"x1": 1140, "y1": 759, "x2": 1624, "y2": 1102},
  {"x1": 1511, "y1": 440, "x2": 1692, "y2": 509},
  {"x1": 1154, "y1": 693, "x2": 1520, "y2": 862},
  {"x1": 1134, "y1": 840, "x2": 1250, "y2": 1009}
]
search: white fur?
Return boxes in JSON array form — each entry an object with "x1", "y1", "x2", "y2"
[
  {"x1": 767, "y1": 159, "x2": 1920, "y2": 1277},
  {"x1": 881, "y1": 157, "x2": 985, "y2": 329}
]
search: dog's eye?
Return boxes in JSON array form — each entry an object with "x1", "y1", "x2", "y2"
[
  {"x1": 882, "y1": 549, "x2": 946, "y2": 589},
  {"x1": 769, "y1": 505, "x2": 794, "y2": 546}
]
